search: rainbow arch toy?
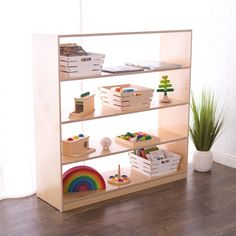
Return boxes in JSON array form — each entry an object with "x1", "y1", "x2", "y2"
[{"x1": 63, "y1": 166, "x2": 106, "y2": 193}]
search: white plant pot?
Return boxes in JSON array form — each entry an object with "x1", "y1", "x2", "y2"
[{"x1": 193, "y1": 150, "x2": 213, "y2": 172}]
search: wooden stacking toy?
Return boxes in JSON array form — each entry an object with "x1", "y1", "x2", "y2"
[
  {"x1": 63, "y1": 166, "x2": 106, "y2": 192},
  {"x1": 108, "y1": 165, "x2": 131, "y2": 186}
]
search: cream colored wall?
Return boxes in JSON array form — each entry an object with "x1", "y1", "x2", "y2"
[{"x1": 81, "y1": 0, "x2": 236, "y2": 167}]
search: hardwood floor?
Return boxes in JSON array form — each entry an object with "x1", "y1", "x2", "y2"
[{"x1": 1, "y1": 163, "x2": 236, "y2": 236}]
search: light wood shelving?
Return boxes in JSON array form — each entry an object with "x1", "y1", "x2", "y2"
[
  {"x1": 62, "y1": 129, "x2": 188, "y2": 165},
  {"x1": 60, "y1": 66, "x2": 190, "y2": 82},
  {"x1": 61, "y1": 97, "x2": 188, "y2": 124},
  {"x1": 63, "y1": 167, "x2": 187, "y2": 211},
  {"x1": 33, "y1": 30, "x2": 192, "y2": 212}
]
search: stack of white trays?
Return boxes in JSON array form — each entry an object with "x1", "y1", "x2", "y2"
[{"x1": 60, "y1": 52, "x2": 105, "y2": 79}]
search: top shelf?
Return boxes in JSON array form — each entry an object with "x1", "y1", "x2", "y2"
[
  {"x1": 60, "y1": 65, "x2": 190, "y2": 82},
  {"x1": 58, "y1": 29, "x2": 192, "y2": 38}
]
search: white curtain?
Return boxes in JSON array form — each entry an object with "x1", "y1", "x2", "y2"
[
  {"x1": 0, "y1": 0, "x2": 82, "y2": 199},
  {"x1": 1, "y1": 0, "x2": 235, "y2": 199}
]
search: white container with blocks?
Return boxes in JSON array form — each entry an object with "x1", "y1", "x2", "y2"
[
  {"x1": 100, "y1": 84, "x2": 154, "y2": 111},
  {"x1": 129, "y1": 149, "x2": 181, "y2": 177}
]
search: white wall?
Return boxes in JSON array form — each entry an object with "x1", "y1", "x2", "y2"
[
  {"x1": 0, "y1": 0, "x2": 82, "y2": 199},
  {"x1": 190, "y1": 0, "x2": 236, "y2": 167},
  {"x1": 81, "y1": 0, "x2": 236, "y2": 167}
]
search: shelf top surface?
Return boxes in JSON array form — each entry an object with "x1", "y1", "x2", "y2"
[
  {"x1": 33, "y1": 29, "x2": 192, "y2": 38},
  {"x1": 61, "y1": 98, "x2": 189, "y2": 124},
  {"x1": 58, "y1": 29, "x2": 192, "y2": 38}
]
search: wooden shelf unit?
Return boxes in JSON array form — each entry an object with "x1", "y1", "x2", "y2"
[{"x1": 33, "y1": 30, "x2": 192, "y2": 212}]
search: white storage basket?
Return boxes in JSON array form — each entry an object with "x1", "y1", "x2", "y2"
[
  {"x1": 100, "y1": 84, "x2": 154, "y2": 111},
  {"x1": 60, "y1": 52, "x2": 105, "y2": 78},
  {"x1": 129, "y1": 149, "x2": 181, "y2": 177}
]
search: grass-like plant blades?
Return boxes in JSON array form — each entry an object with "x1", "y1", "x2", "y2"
[{"x1": 189, "y1": 89, "x2": 225, "y2": 151}]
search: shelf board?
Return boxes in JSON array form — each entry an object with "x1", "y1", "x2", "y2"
[
  {"x1": 62, "y1": 129, "x2": 187, "y2": 165},
  {"x1": 61, "y1": 98, "x2": 189, "y2": 124},
  {"x1": 58, "y1": 29, "x2": 192, "y2": 38},
  {"x1": 60, "y1": 66, "x2": 190, "y2": 82},
  {"x1": 63, "y1": 167, "x2": 187, "y2": 211}
]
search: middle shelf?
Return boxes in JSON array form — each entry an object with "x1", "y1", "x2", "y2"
[
  {"x1": 61, "y1": 97, "x2": 188, "y2": 124},
  {"x1": 62, "y1": 129, "x2": 188, "y2": 165}
]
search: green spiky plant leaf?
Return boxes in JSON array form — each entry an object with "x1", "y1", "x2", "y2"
[{"x1": 189, "y1": 89, "x2": 225, "y2": 151}]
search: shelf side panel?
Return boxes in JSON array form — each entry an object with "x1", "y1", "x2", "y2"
[
  {"x1": 157, "y1": 105, "x2": 189, "y2": 138},
  {"x1": 160, "y1": 31, "x2": 192, "y2": 66},
  {"x1": 33, "y1": 34, "x2": 62, "y2": 211},
  {"x1": 159, "y1": 69, "x2": 191, "y2": 102},
  {"x1": 161, "y1": 139, "x2": 189, "y2": 172}
]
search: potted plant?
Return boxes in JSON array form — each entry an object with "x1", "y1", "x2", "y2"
[{"x1": 189, "y1": 89, "x2": 225, "y2": 172}]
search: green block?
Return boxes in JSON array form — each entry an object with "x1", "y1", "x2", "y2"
[
  {"x1": 160, "y1": 79, "x2": 170, "y2": 83},
  {"x1": 144, "y1": 146, "x2": 159, "y2": 154},
  {"x1": 157, "y1": 89, "x2": 165, "y2": 92},
  {"x1": 80, "y1": 91, "x2": 90, "y2": 98},
  {"x1": 167, "y1": 88, "x2": 174, "y2": 92},
  {"x1": 162, "y1": 75, "x2": 168, "y2": 79}
]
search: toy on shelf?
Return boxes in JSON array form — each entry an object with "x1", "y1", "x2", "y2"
[
  {"x1": 62, "y1": 134, "x2": 96, "y2": 158},
  {"x1": 156, "y1": 75, "x2": 174, "y2": 103},
  {"x1": 100, "y1": 137, "x2": 112, "y2": 150},
  {"x1": 60, "y1": 44, "x2": 105, "y2": 79},
  {"x1": 116, "y1": 131, "x2": 161, "y2": 149},
  {"x1": 60, "y1": 43, "x2": 87, "y2": 57},
  {"x1": 63, "y1": 166, "x2": 106, "y2": 192},
  {"x1": 134, "y1": 146, "x2": 160, "y2": 160},
  {"x1": 69, "y1": 92, "x2": 95, "y2": 119},
  {"x1": 108, "y1": 165, "x2": 131, "y2": 186},
  {"x1": 100, "y1": 84, "x2": 154, "y2": 111},
  {"x1": 129, "y1": 147, "x2": 181, "y2": 177}
]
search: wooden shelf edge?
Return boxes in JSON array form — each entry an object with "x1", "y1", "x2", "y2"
[
  {"x1": 62, "y1": 132, "x2": 188, "y2": 165},
  {"x1": 60, "y1": 66, "x2": 191, "y2": 82},
  {"x1": 58, "y1": 29, "x2": 192, "y2": 38},
  {"x1": 61, "y1": 101, "x2": 189, "y2": 125},
  {"x1": 62, "y1": 170, "x2": 187, "y2": 211}
]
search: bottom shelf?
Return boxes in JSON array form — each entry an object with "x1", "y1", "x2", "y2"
[{"x1": 63, "y1": 167, "x2": 187, "y2": 211}]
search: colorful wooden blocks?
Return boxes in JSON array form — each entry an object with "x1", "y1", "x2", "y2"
[{"x1": 116, "y1": 132, "x2": 161, "y2": 149}]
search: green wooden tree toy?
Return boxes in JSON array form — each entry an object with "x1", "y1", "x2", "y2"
[{"x1": 156, "y1": 75, "x2": 174, "y2": 103}]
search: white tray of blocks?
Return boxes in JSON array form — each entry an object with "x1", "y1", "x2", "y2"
[
  {"x1": 60, "y1": 52, "x2": 105, "y2": 78},
  {"x1": 129, "y1": 149, "x2": 181, "y2": 177},
  {"x1": 100, "y1": 84, "x2": 154, "y2": 111}
]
